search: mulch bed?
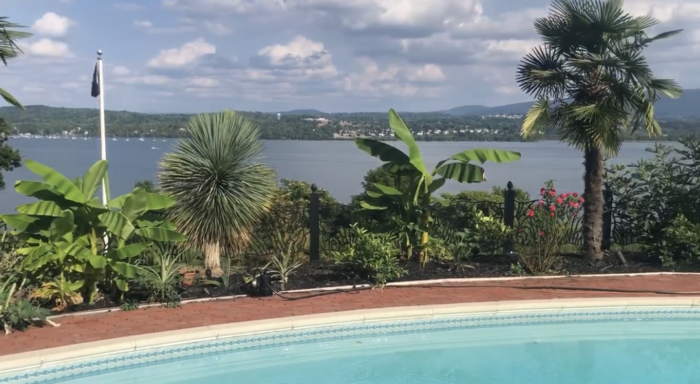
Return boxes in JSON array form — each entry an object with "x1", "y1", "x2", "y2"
[{"x1": 54, "y1": 252, "x2": 700, "y2": 315}]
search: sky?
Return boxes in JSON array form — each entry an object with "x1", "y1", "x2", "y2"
[{"x1": 0, "y1": 0, "x2": 697, "y2": 113}]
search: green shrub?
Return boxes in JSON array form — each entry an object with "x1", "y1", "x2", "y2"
[
  {"x1": 473, "y1": 208, "x2": 511, "y2": 256},
  {"x1": 1, "y1": 278, "x2": 50, "y2": 333},
  {"x1": 656, "y1": 215, "x2": 700, "y2": 267},
  {"x1": 332, "y1": 224, "x2": 405, "y2": 285}
]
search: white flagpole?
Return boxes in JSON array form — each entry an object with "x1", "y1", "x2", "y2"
[{"x1": 97, "y1": 49, "x2": 107, "y2": 206}]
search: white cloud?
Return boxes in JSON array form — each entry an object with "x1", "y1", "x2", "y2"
[
  {"x1": 25, "y1": 38, "x2": 72, "y2": 58},
  {"x1": 185, "y1": 77, "x2": 219, "y2": 87},
  {"x1": 31, "y1": 12, "x2": 75, "y2": 37},
  {"x1": 112, "y1": 66, "x2": 131, "y2": 76},
  {"x1": 22, "y1": 86, "x2": 45, "y2": 93},
  {"x1": 342, "y1": 58, "x2": 444, "y2": 97},
  {"x1": 405, "y1": 64, "x2": 446, "y2": 82},
  {"x1": 147, "y1": 38, "x2": 216, "y2": 68},
  {"x1": 203, "y1": 21, "x2": 232, "y2": 35},
  {"x1": 114, "y1": 2, "x2": 145, "y2": 11},
  {"x1": 114, "y1": 75, "x2": 172, "y2": 85},
  {"x1": 252, "y1": 36, "x2": 338, "y2": 79},
  {"x1": 133, "y1": 20, "x2": 153, "y2": 28}
]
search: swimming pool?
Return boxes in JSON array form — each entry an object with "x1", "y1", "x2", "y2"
[{"x1": 4, "y1": 305, "x2": 700, "y2": 384}]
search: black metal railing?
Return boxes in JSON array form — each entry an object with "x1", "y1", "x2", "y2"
[{"x1": 245, "y1": 181, "x2": 633, "y2": 262}]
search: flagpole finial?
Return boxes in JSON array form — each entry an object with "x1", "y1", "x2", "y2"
[{"x1": 97, "y1": 49, "x2": 103, "y2": 58}]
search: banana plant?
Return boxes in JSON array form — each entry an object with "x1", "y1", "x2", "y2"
[
  {"x1": 1, "y1": 159, "x2": 185, "y2": 304},
  {"x1": 355, "y1": 109, "x2": 521, "y2": 264}
]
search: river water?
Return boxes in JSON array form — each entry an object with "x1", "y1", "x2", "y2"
[{"x1": 0, "y1": 138, "x2": 663, "y2": 212}]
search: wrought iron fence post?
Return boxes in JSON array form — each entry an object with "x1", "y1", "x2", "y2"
[
  {"x1": 602, "y1": 187, "x2": 613, "y2": 251},
  {"x1": 503, "y1": 181, "x2": 516, "y2": 255},
  {"x1": 309, "y1": 183, "x2": 320, "y2": 262}
]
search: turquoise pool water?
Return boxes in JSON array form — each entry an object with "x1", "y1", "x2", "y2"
[{"x1": 5, "y1": 309, "x2": 700, "y2": 384}]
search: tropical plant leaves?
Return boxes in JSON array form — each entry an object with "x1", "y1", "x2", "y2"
[{"x1": 25, "y1": 159, "x2": 85, "y2": 203}]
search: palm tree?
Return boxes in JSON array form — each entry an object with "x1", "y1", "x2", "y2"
[
  {"x1": 516, "y1": 0, "x2": 682, "y2": 260},
  {"x1": 158, "y1": 111, "x2": 277, "y2": 274},
  {"x1": 133, "y1": 179, "x2": 157, "y2": 192},
  {"x1": 0, "y1": 17, "x2": 31, "y2": 108}
]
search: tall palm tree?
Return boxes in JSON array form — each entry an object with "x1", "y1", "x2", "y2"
[
  {"x1": 0, "y1": 17, "x2": 31, "y2": 108},
  {"x1": 158, "y1": 111, "x2": 277, "y2": 273},
  {"x1": 516, "y1": 0, "x2": 682, "y2": 260}
]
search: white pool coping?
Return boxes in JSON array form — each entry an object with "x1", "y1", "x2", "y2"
[{"x1": 3, "y1": 296, "x2": 700, "y2": 376}]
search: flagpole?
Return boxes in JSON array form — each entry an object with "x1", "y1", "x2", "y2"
[{"x1": 97, "y1": 49, "x2": 107, "y2": 206}]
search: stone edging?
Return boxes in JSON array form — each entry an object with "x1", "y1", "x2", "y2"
[
  {"x1": 47, "y1": 271, "x2": 700, "y2": 319},
  {"x1": 3, "y1": 296, "x2": 700, "y2": 379}
]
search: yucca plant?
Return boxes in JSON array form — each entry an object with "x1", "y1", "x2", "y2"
[
  {"x1": 158, "y1": 111, "x2": 277, "y2": 275},
  {"x1": 516, "y1": 0, "x2": 683, "y2": 260}
]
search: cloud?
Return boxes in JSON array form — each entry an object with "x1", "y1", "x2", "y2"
[
  {"x1": 133, "y1": 20, "x2": 153, "y2": 28},
  {"x1": 251, "y1": 36, "x2": 336, "y2": 78},
  {"x1": 114, "y1": 2, "x2": 145, "y2": 11},
  {"x1": 147, "y1": 38, "x2": 216, "y2": 68},
  {"x1": 31, "y1": 12, "x2": 75, "y2": 37},
  {"x1": 24, "y1": 38, "x2": 72, "y2": 58},
  {"x1": 342, "y1": 58, "x2": 445, "y2": 97},
  {"x1": 114, "y1": 75, "x2": 173, "y2": 85},
  {"x1": 112, "y1": 66, "x2": 131, "y2": 76},
  {"x1": 133, "y1": 19, "x2": 194, "y2": 34}
]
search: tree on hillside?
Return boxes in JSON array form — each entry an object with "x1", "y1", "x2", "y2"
[
  {"x1": 158, "y1": 111, "x2": 277, "y2": 275},
  {"x1": 516, "y1": 0, "x2": 682, "y2": 260},
  {"x1": 0, "y1": 17, "x2": 30, "y2": 191},
  {"x1": 0, "y1": 118, "x2": 20, "y2": 191}
]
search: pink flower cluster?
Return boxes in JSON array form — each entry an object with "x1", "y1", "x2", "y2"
[{"x1": 526, "y1": 185, "x2": 584, "y2": 219}]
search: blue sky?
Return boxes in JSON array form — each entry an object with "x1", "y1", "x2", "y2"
[{"x1": 0, "y1": 0, "x2": 697, "y2": 113}]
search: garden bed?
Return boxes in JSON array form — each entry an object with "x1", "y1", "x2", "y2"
[{"x1": 55, "y1": 252, "x2": 700, "y2": 316}]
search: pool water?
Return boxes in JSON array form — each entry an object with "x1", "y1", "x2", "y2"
[{"x1": 8, "y1": 311, "x2": 700, "y2": 384}]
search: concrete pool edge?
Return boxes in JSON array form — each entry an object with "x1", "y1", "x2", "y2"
[{"x1": 3, "y1": 296, "x2": 700, "y2": 376}]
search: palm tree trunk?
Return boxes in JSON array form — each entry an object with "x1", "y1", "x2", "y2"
[
  {"x1": 582, "y1": 146, "x2": 604, "y2": 260},
  {"x1": 204, "y1": 241, "x2": 222, "y2": 276}
]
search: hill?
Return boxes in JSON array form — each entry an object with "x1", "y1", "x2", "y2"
[
  {"x1": 442, "y1": 89, "x2": 700, "y2": 118},
  {"x1": 280, "y1": 109, "x2": 326, "y2": 115}
]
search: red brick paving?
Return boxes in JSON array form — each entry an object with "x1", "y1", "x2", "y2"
[{"x1": 3, "y1": 275, "x2": 700, "y2": 356}]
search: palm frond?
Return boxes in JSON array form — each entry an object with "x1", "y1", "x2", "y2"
[
  {"x1": 518, "y1": 0, "x2": 682, "y2": 154},
  {"x1": 158, "y1": 111, "x2": 277, "y2": 252}
]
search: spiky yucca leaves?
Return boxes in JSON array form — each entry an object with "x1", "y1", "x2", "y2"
[
  {"x1": 0, "y1": 17, "x2": 31, "y2": 109},
  {"x1": 516, "y1": 0, "x2": 682, "y2": 260},
  {"x1": 158, "y1": 111, "x2": 277, "y2": 272}
]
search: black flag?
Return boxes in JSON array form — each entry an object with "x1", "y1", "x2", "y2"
[{"x1": 91, "y1": 62, "x2": 100, "y2": 98}]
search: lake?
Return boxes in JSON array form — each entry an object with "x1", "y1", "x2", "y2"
[{"x1": 0, "y1": 138, "x2": 664, "y2": 212}]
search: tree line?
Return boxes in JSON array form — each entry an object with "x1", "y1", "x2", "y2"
[{"x1": 1, "y1": 105, "x2": 698, "y2": 142}]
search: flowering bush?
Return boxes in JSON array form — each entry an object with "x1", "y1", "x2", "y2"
[{"x1": 517, "y1": 181, "x2": 583, "y2": 273}]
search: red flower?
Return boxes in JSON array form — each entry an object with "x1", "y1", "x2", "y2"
[
  {"x1": 565, "y1": 192, "x2": 571, "y2": 197},
  {"x1": 550, "y1": 212, "x2": 555, "y2": 217},
  {"x1": 574, "y1": 203, "x2": 580, "y2": 208},
  {"x1": 527, "y1": 210, "x2": 534, "y2": 217},
  {"x1": 579, "y1": 197, "x2": 585, "y2": 203},
  {"x1": 573, "y1": 192, "x2": 578, "y2": 197},
  {"x1": 549, "y1": 204, "x2": 556, "y2": 211},
  {"x1": 538, "y1": 200, "x2": 544, "y2": 205},
  {"x1": 539, "y1": 231, "x2": 544, "y2": 237},
  {"x1": 569, "y1": 201, "x2": 575, "y2": 207},
  {"x1": 557, "y1": 197, "x2": 563, "y2": 204},
  {"x1": 548, "y1": 191, "x2": 556, "y2": 197},
  {"x1": 551, "y1": 189, "x2": 556, "y2": 193},
  {"x1": 540, "y1": 188, "x2": 546, "y2": 196},
  {"x1": 559, "y1": 193, "x2": 566, "y2": 199}
]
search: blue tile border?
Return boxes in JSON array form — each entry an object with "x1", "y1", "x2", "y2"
[{"x1": 3, "y1": 308, "x2": 700, "y2": 383}]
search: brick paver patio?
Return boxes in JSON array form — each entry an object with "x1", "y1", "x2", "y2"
[{"x1": 3, "y1": 274, "x2": 700, "y2": 356}]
